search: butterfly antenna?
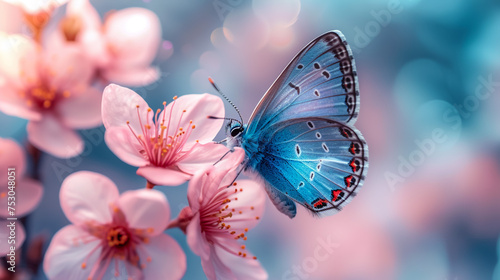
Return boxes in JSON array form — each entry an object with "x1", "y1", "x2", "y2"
[{"x1": 208, "y1": 77, "x2": 244, "y2": 124}]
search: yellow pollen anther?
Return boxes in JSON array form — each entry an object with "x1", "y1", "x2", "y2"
[
  {"x1": 147, "y1": 108, "x2": 152, "y2": 112},
  {"x1": 196, "y1": 140, "x2": 199, "y2": 143},
  {"x1": 251, "y1": 206, "x2": 254, "y2": 210},
  {"x1": 81, "y1": 263, "x2": 87, "y2": 269},
  {"x1": 244, "y1": 228, "x2": 248, "y2": 232},
  {"x1": 243, "y1": 253, "x2": 247, "y2": 257},
  {"x1": 253, "y1": 256, "x2": 257, "y2": 260},
  {"x1": 244, "y1": 237, "x2": 248, "y2": 240},
  {"x1": 126, "y1": 121, "x2": 130, "y2": 124},
  {"x1": 230, "y1": 231, "x2": 236, "y2": 235},
  {"x1": 43, "y1": 100, "x2": 51, "y2": 108},
  {"x1": 241, "y1": 245, "x2": 246, "y2": 249},
  {"x1": 240, "y1": 188, "x2": 243, "y2": 192},
  {"x1": 233, "y1": 182, "x2": 238, "y2": 186},
  {"x1": 256, "y1": 216, "x2": 260, "y2": 220},
  {"x1": 163, "y1": 101, "x2": 166, "y2": 105},
  {"x1": 113, "y1": 207, "x2": 119, "y2": 213},
  {"x1": 173, "y1": 96, "x2": 178, "y2": 100},
  {"x1": 192, "y1": 125, "x2": 196, "y2": 129},
  {"x1": 189, "y1": 120, "x2": 193, "y2": 123},
  {"x1": 136, "y1": 105, "x2": 140, "y2": 108},
  {"x1": 238, "y1": 252, "x2": 242, "y2": 256},
  {"x1": 183, "y1": 109, "x2": 186, "y2": 112},
  {"x1": 239, "y1": 211, "x2": 242, "y2": 214},
  {"x1": 226, "y1": 225, "x2": 231, "y2": 229}
]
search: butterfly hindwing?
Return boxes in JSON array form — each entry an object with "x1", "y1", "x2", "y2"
[
  {"x1": 247, "y1": 30, "x2": 359, "y2": 137},
  {"x1": 263, "y1": 182, "x2": 297, "y2": 219},
  {"x1": 254, "y1": 117, "x2": 368, "y2": 216}
]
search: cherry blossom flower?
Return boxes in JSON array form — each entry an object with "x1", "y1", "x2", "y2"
[
  {"x1": 0, "y1": 138, "x2": 43, "y2": 256},
  {"x1": 102, "y1": 84, "x2": 228, "y2": 186},
  {"x1": 43, "y1": 171, "x2": 186, "y2": 280},
  {"x1": 0, "y1": 32, "x2": 102, "y2": 158},
  {"x1": 172, "y1": 148, "x2": 268, "y2": 280},
  {"x1": 53, "y1": 0, "x2": 162, "y2": 86}
]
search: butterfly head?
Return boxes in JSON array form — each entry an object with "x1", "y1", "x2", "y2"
[{"x1": 224, "y1": 120, "x2": 246, "y2": 149}]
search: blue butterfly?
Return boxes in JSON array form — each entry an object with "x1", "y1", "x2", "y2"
[{"x1": 220, "y1": 31, "x2": 369, "y2": 218}]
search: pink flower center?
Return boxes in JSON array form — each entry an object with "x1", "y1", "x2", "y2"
[
  {"x1": 106, "y1": 226, "x2": 130, "y2": 248},
  {"x1": 79, "y1": 208, "x2": 154, "y2": 279},
  {"x1": 127, "y1": 96, "x2": 199, "y2": 167},
  {"x1": 19, "y1": 83, "x2": 71, "y2": 109},
  {"x1": 199, "y1": 183, "x2": 259, "y2": 260}
]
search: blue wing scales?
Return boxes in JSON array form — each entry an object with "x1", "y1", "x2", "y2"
[{"x1": 253, "y1": 118, "x2": 368, "y2": 216}]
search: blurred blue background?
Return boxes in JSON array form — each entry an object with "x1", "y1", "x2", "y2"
[{"x1": 1, "y1": 0, "x2": 500, "y2": 279}]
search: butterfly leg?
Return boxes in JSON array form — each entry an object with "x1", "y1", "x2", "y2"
[{"x1": 212, "y1": 147, "x2": 233, "y2": 166}]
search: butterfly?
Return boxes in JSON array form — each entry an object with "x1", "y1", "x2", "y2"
[{"x1": 220, "y1": 31, "x2": 369, "y2": 218}]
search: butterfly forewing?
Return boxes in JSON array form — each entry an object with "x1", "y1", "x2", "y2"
[{"x1": 246, "y1": 31, "x2": 359, "y2": 138}]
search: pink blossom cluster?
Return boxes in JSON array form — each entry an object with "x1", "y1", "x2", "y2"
[
  {"x1": 0, "y1": 1, "x2": 268, "y2": 279},
  {"x1": 0, "y1": 0, "x2": 161, "y2": 158}
]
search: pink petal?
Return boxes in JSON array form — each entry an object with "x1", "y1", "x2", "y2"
[
  {"x1": 186, "y1": 213, "x2": 211, "y2": 260},
  {"x1": 225, "y1": 179, "x2": 266, "y2": 232},
  {"x1": 0, "y1": 138, "x2": 25, "y2": 182},
  {"x1": 105, "y1": 126, "x2": 149, "y2": 167},
  {"x1": 0, "y1": 178, "x2": 43, "y2": 218},
  {"x1": 67, "y1": 0, "x2": 101, "y2": 30},
  {"x1": 66, "y1": 0, "x2": 109, "y2": 67},
  {"x1": 60, "y1": 171, "x2": 119, "y2": 226},
  {"x1": 137, "y1": 233, "x2": 186, "y2": 280},
  {"x1": 57, "y1": 86, "x2": 102, "y2": 129},
  {"x1": 162, "y1": 94, "x2": 224, "y2": 147},
  {"x1": 101, "y1": 260, "x2": 142, "y2": 279},
  {"x1": 43, "y1": 225, "x2": 101, "y2": 280},
  {"x1": 79, "y1": 30, "x2": 110, "y2": 67},
  {"x1": 102, "y1": 66, "x2": 160, "y2": 87},
  {"x1": 0, "y1": 220, "x2": 25, "y2": 256},
  {"x1": 186, "y1": 148, "x2": 243, "y2": 214},
  {"x1": 27, "y1": 114, "x2": 84, "y2": 158},
  {"x1": 4, "y1": 0, "x2": 69, "y2": 13},
  {"x1": 118, "y1": 189, "x2": 170, "y2": 236},
  {"x1": 0, "y1": 33, "x2": 39, "y2": 89},
  {"x1": 187, "y1": 167, "x2": 228, "y2": 213},
  {"x1": 0, "y1": 86, "x2": 41, "y2": 120},
  {"x1": 186, "y1": 169, "x2": 208, "y2": 213},
  {"x1": 215, "y1": 147, "x2": 246, "y2": 190},
  {"x1": 104, "y1": 8, "x2": 161, "y2": 68},
  {"x1": 177, "y1": 142, "x2": 229, "y2": 174},
  {"x1": 136, "y1": 166, "x2": 191, "y2": 186},
  {"x1": 43, "y1": 43, "x2": 93, "y2": 95},
  {"x1": 101, "y1": 84, "x2": 152, "y2": 133},
  {"x1": 211, "y1": 240, "x2": 268, "y2": 280}
]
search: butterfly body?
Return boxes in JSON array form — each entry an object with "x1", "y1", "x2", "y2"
[{"x1": 225, "y1": 31, "x2": 369, "y2": 218}]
